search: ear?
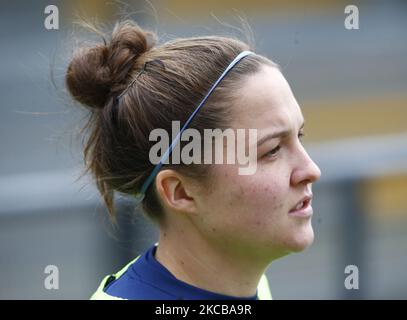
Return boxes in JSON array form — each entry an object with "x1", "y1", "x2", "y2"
[{"x1": 155, "y1": 169, "x2": 196, "y2": 214}]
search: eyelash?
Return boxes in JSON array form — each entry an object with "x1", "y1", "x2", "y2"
[{"x1": 265, "y1": 132, "x2": 305, "y2": 159}]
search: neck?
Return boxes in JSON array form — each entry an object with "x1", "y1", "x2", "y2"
[{"x1": 154, "y1": 219, "x2": 271, "y2": 297}]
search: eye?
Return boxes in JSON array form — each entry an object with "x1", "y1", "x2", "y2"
[
  {"x1": 298, "y1": 131, "x2": 305, "y2": 142},
  {"x1": 265, "y1": 145, "x2": 281, "y2": 159}
]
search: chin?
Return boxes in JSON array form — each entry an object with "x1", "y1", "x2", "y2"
[{"x1": 289, "y1": 226, "x2": 315, "y2": 252}]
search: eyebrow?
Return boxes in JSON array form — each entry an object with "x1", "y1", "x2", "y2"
[{"x1": 257, "y1": 121, "x2": 305, "y2": 147}]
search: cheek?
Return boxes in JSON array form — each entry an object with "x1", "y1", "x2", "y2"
[
  {"x1": 242, "y1": 180, "x2": 284, "y2": 210},
  {"x1": 215, "y1": 167, "x2": 289, "y2": 226},
  {"x1": 196, "y1": 166, "x2": 314, "y2": 254}
]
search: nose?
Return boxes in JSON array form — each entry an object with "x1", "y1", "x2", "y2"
[{"x1": 290, "y1": 144, "x2": 322, "y2": 186}]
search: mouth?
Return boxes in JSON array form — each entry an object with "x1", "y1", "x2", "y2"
[{"x1": 288, "y1": 195, "x2": 313, "y2": 218}]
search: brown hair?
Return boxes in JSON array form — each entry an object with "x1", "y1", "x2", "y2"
[{"x1": 65, "y1": 20, "x2": 274, "y2": 222}]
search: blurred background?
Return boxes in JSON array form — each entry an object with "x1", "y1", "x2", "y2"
[{"x1": 0, "y1": 0, "x2": 406, "y2": 299}]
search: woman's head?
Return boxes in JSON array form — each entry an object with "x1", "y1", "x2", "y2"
[
  {"x1": 181, "y1": 65, "x2": 322, "y2": 262},
  {"x1": 66, "y1": 20, "x2": 321, "y2": 259},
  {"x1": 66, "y1": 20, "x2": 272, "y2": 219}
]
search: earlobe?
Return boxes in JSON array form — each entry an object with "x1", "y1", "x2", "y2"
[{"x1": 156, "y1": 170, "x2": 196, "y2": 214}]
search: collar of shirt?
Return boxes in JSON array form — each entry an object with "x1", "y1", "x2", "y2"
[{"x1": 105, "y1": 244, "x2": 259, "y2": 300}]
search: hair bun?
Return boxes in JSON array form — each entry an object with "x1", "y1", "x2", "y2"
[{"x1": 66, "y1": 20, "x2": 157, "y2": 110}]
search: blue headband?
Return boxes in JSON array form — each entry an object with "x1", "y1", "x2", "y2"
[{"x1": 134, "y1": 50, "x2": 254, "y2": 206}]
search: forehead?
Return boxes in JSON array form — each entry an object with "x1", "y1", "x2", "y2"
[{"x1": 231, "y1": 66, "x2": 303, "y2": 130}]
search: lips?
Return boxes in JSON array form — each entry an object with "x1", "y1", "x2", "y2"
[{"x1": 289, "y1": 194, "x2": 313, "y2": 213}]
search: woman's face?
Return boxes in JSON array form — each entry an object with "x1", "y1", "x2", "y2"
[{"x1": 191, "y1": 65, "x2": 321, "y2": 262}]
